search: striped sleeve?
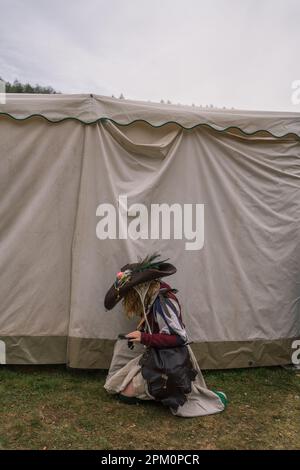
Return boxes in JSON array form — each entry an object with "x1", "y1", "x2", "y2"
[{"x1": 154, "y1": 297, "x2": 188, "y2": 343}]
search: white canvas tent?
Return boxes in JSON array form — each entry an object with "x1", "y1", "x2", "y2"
[{"x1": 0, "y1": 93, "x2": 299, "y2": 369}]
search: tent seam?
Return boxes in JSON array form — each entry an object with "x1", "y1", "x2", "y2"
[{"x1": 0, "y1": 112, "x2": 299, "y2": 140}]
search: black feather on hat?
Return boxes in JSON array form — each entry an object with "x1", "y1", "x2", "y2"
[{"x1": 104, "y1": 253, "x2": 176, "y2": 310}]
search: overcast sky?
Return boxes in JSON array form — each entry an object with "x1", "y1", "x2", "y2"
[{"x1": 0, "y1": 0, "x2": 299, "y2": 111}]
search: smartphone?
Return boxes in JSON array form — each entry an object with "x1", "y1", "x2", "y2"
[{"x1": 118, "y1": 334, "x2": 128, "y2": 340}]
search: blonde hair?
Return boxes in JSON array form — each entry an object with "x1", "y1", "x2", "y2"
[{"x1": 122, "y1": 280, "x2": 160, "y2": 319}]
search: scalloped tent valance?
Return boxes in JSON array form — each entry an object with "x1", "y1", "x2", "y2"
[{"x1": 0, "y1": 93, "x2": 300, "y2": 139}]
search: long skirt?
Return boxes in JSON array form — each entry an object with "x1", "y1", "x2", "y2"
[{"x1": 104, "y1": 340, "x2": 225, "y2": 417}]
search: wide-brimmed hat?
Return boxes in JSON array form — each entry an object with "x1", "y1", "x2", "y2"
[{"x1": 104, "y1": 253, "x2": 176, "y2": 310}]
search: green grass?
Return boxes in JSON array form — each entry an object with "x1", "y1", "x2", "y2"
[{"x1": 0, "y1": 365, "x2": 299, "y2": 450}]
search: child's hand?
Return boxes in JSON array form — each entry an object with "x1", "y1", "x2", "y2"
[{"x1": 126, "y1": 331, "x2": 142, "y2": 343}]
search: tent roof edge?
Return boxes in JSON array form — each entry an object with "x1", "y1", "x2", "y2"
[{"x1": 0, "y1": 93, "x2": 300, "y2": 139}]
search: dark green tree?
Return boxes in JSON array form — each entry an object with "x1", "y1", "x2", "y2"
[{"x1": 0, "y1": 76, "x2": 59, "y2": 93}]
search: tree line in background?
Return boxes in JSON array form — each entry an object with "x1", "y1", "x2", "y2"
[
  {"x1": 0, "y1": 76, "x2": 232, "y2": 109},
  {"x1": 0, "y1": 76, "x2": 59, "y2": 94}
]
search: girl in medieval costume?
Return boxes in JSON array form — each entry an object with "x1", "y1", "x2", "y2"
[{"x1": 104, "y1": 254, "x2": 227, "y2": 417}]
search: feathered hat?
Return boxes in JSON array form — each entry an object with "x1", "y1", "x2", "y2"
[{"x1": 104, "y1": 253, "x2": 176, "y2": 310}]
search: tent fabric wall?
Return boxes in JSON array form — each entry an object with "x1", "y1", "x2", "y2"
[{"x1": 0, "y1": 94, "x2": 299, "y2": 369}]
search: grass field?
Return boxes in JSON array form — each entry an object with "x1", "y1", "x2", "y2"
[{"x1": 0, "y1": 365, "x2": 299, "y2": 450}]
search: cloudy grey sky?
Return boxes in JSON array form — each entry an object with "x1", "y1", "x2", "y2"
[{"x1": 0, "y1": 0, "x2": 299, "y2": 111}]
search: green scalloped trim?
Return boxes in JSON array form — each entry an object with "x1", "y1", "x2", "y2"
[{"x1": 0, "y1": 112, "x2": 299, "y2": 140}]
